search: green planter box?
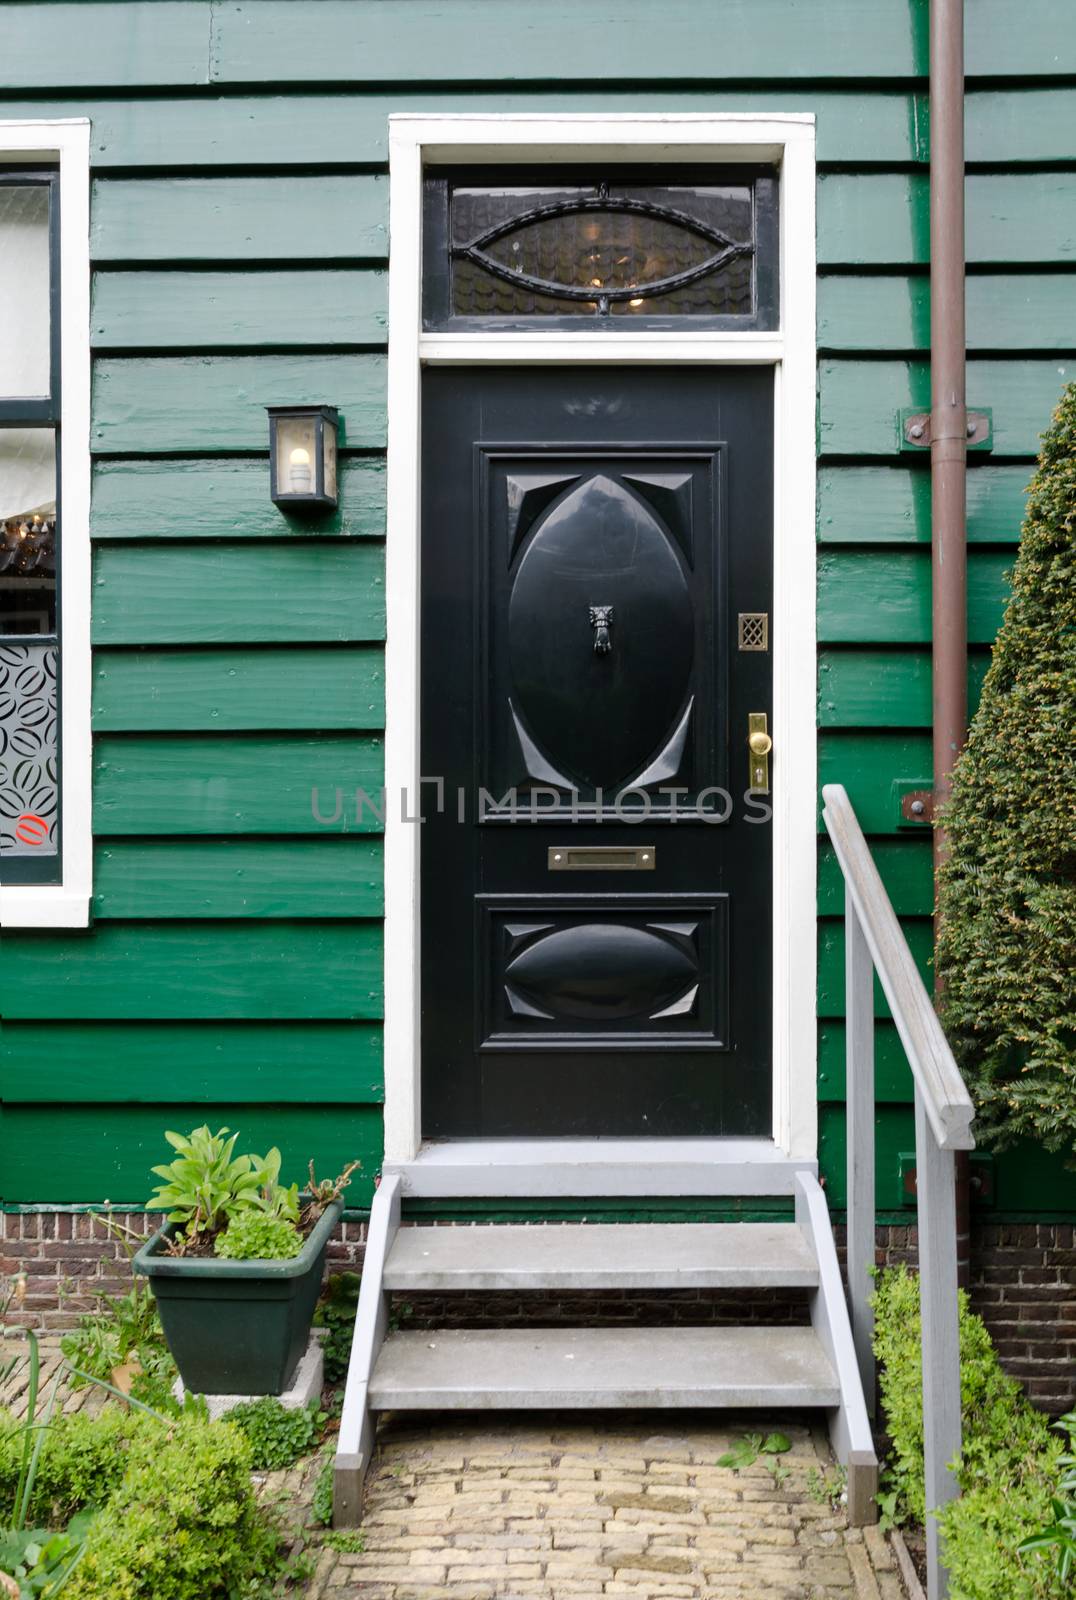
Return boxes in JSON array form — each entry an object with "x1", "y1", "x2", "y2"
[{"x1": 133, "y1": 1199, "x2": 342, "y2": 1396}]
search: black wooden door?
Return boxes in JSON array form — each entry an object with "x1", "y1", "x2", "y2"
[{"x1": 421, "y1": 367, "x2": 773, "y2": 1137}]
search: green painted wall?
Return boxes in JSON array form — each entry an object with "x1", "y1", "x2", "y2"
[{"x1": 0, "y1": 0, "x2": 1073, "y2": 1217}]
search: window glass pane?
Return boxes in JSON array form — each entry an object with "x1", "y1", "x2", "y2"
[
  {"x1": 449, "y1": 181, "x2": 755, "y2": 319},
  {"x1": 0, "y1": 429, "x2": 57, "y2": 635},
  {"x1": 0, "y1": 638, "x2": 58, "y2": 860},
  {"x1": 0, "y1": 186, "x2": 51, "y2": 398}
]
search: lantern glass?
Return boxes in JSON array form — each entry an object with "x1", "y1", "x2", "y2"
[
  {"x1": 322, "y1": 421, "x2": 337, "y2": 503},
  {"x1": 274, "y1": 414, "x2": 319, "y2": 498}
]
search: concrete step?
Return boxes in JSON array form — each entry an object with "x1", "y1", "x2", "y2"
[
  {"x1": 369, "y1": 1325, "x2": 839, "y2": 1410},
  {"x1": 382, "y1": 1221, "x2": 818, "y2": 1291}
]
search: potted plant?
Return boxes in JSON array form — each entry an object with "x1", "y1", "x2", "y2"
[{"x1": 133, "y1": 1126, "x2": 358, "y2": 1397}]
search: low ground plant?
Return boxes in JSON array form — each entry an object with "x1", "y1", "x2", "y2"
[
  {"x1": 873, "y1": 1266, "x2": 1066, "y2": 1598},
  {"x1": 225, "y1": 1397, "x2": 322, "y2": 1471}
]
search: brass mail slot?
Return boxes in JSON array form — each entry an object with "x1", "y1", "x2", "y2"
[{"x1": 547, "y1": 846, "x2": 656, "y2": 871}]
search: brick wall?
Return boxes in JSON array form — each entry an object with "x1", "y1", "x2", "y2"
[{"x1": 2, "y1": 1211, "x2": 1073, "y2": 1414}]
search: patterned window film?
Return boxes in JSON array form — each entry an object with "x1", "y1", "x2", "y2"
[
  {"x1": 424, "y1": 168, "x2": 778, "y2": 330},
  {"x1": 0, "y1": 173, "x2": 60, "y2": 882}
]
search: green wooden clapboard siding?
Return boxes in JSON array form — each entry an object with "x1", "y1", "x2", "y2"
[
  {"x1": 93, "y1": 735, "x2": 384, "y2": 835},
  {"x1": 818, "y1": 173, "x2": 1076, "y2": 266},
  {"x1": 92, "y1": 458, "x2": 386, "y2": 542},
  {"x1": 2, "y1": 1, "x2": 1073, "y2": 1222},
  {"x1": 92, "y1": 270, "x2": 388, "y2": 350},
  {"x1": 0, "y1": 1106, "x2": 382, "y2": 1209},
  {"x1": 92, "y1": 356, "x2": 386, "y2": 452},
  {"x1": 92, "y1": 542, "x2": 384, "y2": 645},
  {"x1": 93, "y1": 646, "x2": 385, "y2": 731},
  {"x1": 90, "y1": 177, "x2": 388, "y2": 263},
  {"x1": 88, "y1": 175, "x2": 1076, "y2": 273},
  {"x1": 819, "y1": 359, "x2": 1073, "y2": 457},
  {"x1": 818, "y1": 464, "x2": 1030, "y2": 544},
  {"x1": 818, "y1": 274, "x2": 1076, "y2": 354},
  {"x1": 818, "y1": 733, "x2": 932, "y2": 835},
  {"x1": 819, "y1": 1105, "x2": 1076, "y2": 1216},
  {"x1": 0, "y1": 1021, "x2": 383, "y2": 1102},
  {"x1": 817, "y1": 840, "x2": 933, "y2": 919},
  {"x1": 818, "y1": 649, "x2": 991, "y2": 727},
  {"x1": 0, "y1": 924, "x2": 382, "y2": 1020},
  {"x1": 818, "y1": 1022, "x2": 916, "y2": 1103},
  {"x1": 819, "y1": 919, "x2": 935, "y2": 1018},
  {"x1": 817, "y1": 549, "x2": 1011, "y2": 644},
  {"x1": 93, "y1": 840, "x2": 383, "y2": 920},
  {"x1": 3, "y1": 89, "x2": 1072, "y2": 170}
]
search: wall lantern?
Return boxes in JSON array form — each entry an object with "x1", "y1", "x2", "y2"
[{"x1": 267, "y1": 405, "x2": 339, "y2": 513}]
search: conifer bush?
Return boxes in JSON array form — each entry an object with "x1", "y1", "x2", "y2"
[{"x1": 937, "y1": 383, "x2": 1076, "y2": 1154}]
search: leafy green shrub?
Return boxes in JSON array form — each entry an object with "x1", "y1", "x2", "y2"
[
  {"x1": 0, "y1": 1407, "x2": 145, "y2": 1528},
  {"x1": 1019, "y1": 1411, "x2": 1076, "y2": 1584},
  {"x1": 149, "y1": 1126, "x2": 299, "y2": 1250},
  {"x1": 225, "y1": 1396, "x2": 319, "y2": 1470},
  {"x1": 64, "y1": 1417, "x2": 280, "y2": 1600},
  {"x1": 937, "y1": 382, "x2": 1076, "y2": 1156},
  {"x1": 60, "y1": 1280, "x2": 174, "y2": 1392},
  {"x1": 314, "y1": 1271, "x2": 361, "y2": 1383},
  {"x1": 873, "y1": 1267, "x2": 1064, "y2": 1597},
  {"x1": 214, "y1": 1212, "x2": 303, "y2": 1261}
]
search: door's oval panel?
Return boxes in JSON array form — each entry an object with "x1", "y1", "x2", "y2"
[
  {"x1": 508, "y1": 474, "x2": 694, "y2": 791},
  {"x1": 505, "y1": 922, "x2": 698, "y2": 1022}
]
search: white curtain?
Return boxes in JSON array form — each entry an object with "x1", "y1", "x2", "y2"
[
  {"x1": 0, "y1": 429, "x2": 55, "y2": 524},
  {"x1": 0, "y1": 185, "x2": 51, "y2": 399}
]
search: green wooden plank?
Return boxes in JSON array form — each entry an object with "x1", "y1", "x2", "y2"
[
  {"x1": 818, "y1": 1021, "x2": 915, "y2": 1103},
  {"x1": 0, "y1": 1104, "x2": 382, "y2": 1209},
  {"x1": 817, "y1": 549, "x2": 1011, "y2": 644},
  {"x1": 92, "y1": 542, "x2": 384, "y2": 645},
  {"x1": 966, "y1": 89, "x2": 1076, "y2": 164},
  {"x1": 818, "y1": 731, "x2": 932, "y2": 835},
  {"x1": 818, "y1": 464, "x2": 1030, "y2": 545},
  {"x1": 92, "y1": 270, "x2": 387, "y2": 350},
  {"x1": 0, "y1": 3, "x2": 211, "y2": 89},
  {"x1": 819, "y1": 1107, "x2": 1076, "y2": 1215},
  {"x1": 94, "y1": 734, "x2": 384, "y2": 836},
  {"x1": 0, "y1": 1020, "x2": 383, "y2": 1102},
  {"x1": 209, "y1": 1, "x2": 927, "y2": 83},
  {"x1": 819, "y1": 917, "x2": 934, "y2": 1017},
  {"x1": 964, "y1": 0, "x2": 1076, "y2": 78},
  {"x1": 0, "y1": 923, "x2": 382, "y2": 1021},
  {"x1": 92, "y1": 356, "x2": 385, "y2": 453},
  {"x1": 93, "y1": 645, "x2": 385, "y2": 731},
  {"x1": 819, "y1": 174, "x2": 1076, "y2": 267},
  {"x1": 92, "y1": 457, "x2": 385, "y2": 541},
  {"x1": 0, "y1": 92, "x2": 928, "y2": 168},
  {"x1": 91, "y1": 176, "x2": 387, "y2": 264},
  {"x1": 93, "y1": 838, "x2": 383, "y2": 919},
  {"x1": 819, "y1": 360, "x2": 1073, "y2": 457},
  {"x1": 818, "y1": 648, "x2": 990, "y2": 727},
  {"x1": 818, "y1": 839, "x2": 933, "y2": 917},
  {"x1": 819, "y1": 273, "x2": 1076, "y2": 354}
]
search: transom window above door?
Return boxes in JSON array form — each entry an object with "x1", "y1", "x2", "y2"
[{"x1": 423, "y1": 168, "x2": 778, "y2": 330}]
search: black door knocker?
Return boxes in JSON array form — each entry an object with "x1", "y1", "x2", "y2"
[{"x1": 589, "y1": 605, "x2": 614, "y2": 655}]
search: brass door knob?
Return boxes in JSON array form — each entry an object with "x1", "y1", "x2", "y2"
[{"x1": 748, "y1": 730, "x2": 772, "y2": 756}]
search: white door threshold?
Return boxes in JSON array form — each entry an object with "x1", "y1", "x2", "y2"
[{"x1": 381, "y1": 1138, "x2": 816, "y2": 1198}]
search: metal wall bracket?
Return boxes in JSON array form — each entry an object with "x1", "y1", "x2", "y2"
[
  {"x1": 899, "y1": 407, "x2": 993, "y2": 452},
  {"x1": 893, "y1": 779, "x2": 934, "y2": 828}
]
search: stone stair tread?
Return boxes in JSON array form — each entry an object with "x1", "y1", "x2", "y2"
[
  {"x1": 382, "y1": 1220, "x2": 818, "y2": 1290},
  {"x1": 368, "y1": 1325, "x2": 839, "y2": 1409}
]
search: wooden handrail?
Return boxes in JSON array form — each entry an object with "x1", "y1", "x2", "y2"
[
  {"x1": 822, "y1": 784, "x2": 974, "y2": 1152},
  {"x1": 822, "y1": 782, "x2": 974, "y2": 1600}
]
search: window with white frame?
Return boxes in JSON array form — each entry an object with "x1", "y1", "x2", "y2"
[{"x1": 0, "y1": 122, "x2": 91, "y2": 929}]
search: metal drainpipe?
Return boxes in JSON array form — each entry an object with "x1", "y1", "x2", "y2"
[{"x1": 930, "y1": 0, "x2": 971, "y2": 1284}]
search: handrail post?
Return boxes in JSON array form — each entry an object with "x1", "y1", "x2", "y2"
[
  {"x1": 845, "y1": 883, "x2": 876, "y2": 1415},
  {"x1": 915, "y1": 1088, "x2": 962, "y2": 1600}
]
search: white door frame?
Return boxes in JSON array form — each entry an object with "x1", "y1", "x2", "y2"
[{"x1": 383, "y1": 114, "x2": 817, "y2": 1163}]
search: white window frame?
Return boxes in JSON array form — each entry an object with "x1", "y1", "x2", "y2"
[
  {"x1": 0, "y1": 120, "x2": 92, "y2": 929},
  {"x1": 384, "y1": 114, "x2": 817, "y2": 1162}
]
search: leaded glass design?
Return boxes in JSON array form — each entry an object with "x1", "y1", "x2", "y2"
[
  {"x1": 0, "y1": 640, "x2": 57, "y2": 859},
  {"x1": 425, "y1": 170, "x2": 777, "y2": 329}
]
